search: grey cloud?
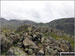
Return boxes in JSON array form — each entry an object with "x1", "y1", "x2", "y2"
[{"x1": 1, "y1": 1, "x2": 74, "y2": 23}]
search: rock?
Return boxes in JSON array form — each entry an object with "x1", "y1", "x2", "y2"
[
  {"x1": 23, "y1": 38, "x2": 36, "y2": 47},
  {"x1": 1, "y1": 24, "x2": 74, "y2": 56},
  {"x1": 10, "y1": 31, "x2": 15, "y2": 35},
  {"x1": 51, "y1": 49, "x2": 57, "y2": 55},
  {"x1": 37, "y1": 48, "x2": 44, "y2": 55},
  {"x1": 17, "y1": 42, "x2": 23, "y2": 48},
  {"x1": 32, "y1": 32, "x2": 43, "y2": 44},
  {"x1": 27, "y1": 27, "x2": 33, "y2": 32},
  {"x1": 29, "y1": 45, "x2": 39, "y2": 53},
  {"x1": 60, "y1": 40, "x2": 71, "y2": 52},
  {"x1": 29, "y1": 45, "x2": 38, "y2": 49},
  {"x1": 9, "y1": 34, "x2": 20, "y2": 43},
  {"x1": 1, "y1": 35, "x2": 13, "y2": 53},
  {"x1": 41, "y1": 37, "x2": 45, "y2": 43},
  {"x1": 6, "y1": 49, "x2": 15, "y2": 56},
  {"x1": 6, "y1": 46, "x2": 27, "y2": 56},
  {"x1": 43, "y1": 38, "x2": 49, "y2": 46},
  {"x1": 44, "y1": 46, "x2": 51, "y2": 55},
  {"x1": 33, "y1": 34, "x2": 37, "y2": 38},
  {"x1": 60, "y1": 44, "x2": 69, "y2": 52},
  {"x1": 27, "y1": 49, "x2": 33, "y2": 55},
  {"x1": 19, "y1": 36, "x2": 24, "y2": 42},
  {"x1": 25, "y1": 48, "x2": 29, "y2": 52},
  {"x1": 1, "y1": 33, "x2": 21, "y2": 54}
]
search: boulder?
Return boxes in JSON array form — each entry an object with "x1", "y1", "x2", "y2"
[
  {"x1": 27, "y1": 49, "x2": 33, "y2": 55},
  {"x1": 37, "y1": 48, "x2": 44, "y2": 55},
  {"x1": 60, "y1": 40, "x2": 72, "y2": 51},
  {"x1": 23, "y1": 38, "x2": 36, "y2": 46},
  {"x1": 32, "y1": 32, "x2": 43, "y2": 43},
  {"x1": 41, "y1": 37, "x2": 45, "y2": 43},
  {"x1": 29, "y1": 45, "x2": 39, "y2": 53},
  {"x1": 17, "y1": 42, "x2": 23, "y2": 48},
  {"x1": 44, "y1": 46, "x2": 51, "y2": 55},
  {"x1": 1, "y1": 35, "x2": 13, "y2": 53},
  {"x1": 6, "y1": 46, "x2": 27, "y2": 56}
]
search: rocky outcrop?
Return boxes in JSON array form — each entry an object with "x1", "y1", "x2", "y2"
[
  {"x1": 1, "y1": 24, "x2": 74, "y2": 56},
  {"x1": 6, "y1": 46, "x2": 27, "y2": 56}
]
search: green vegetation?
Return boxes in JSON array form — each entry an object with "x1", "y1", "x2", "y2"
[
  {"x1": 44, "y1": 31, "x2": 74, "y2": 48},
  {"x1": 50, "y1": 32, "x2": 74, "y2": 48}
]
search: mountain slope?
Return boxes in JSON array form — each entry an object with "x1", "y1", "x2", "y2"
[
  {"x1": 0, "y1": 18, "x2": 37, "y2": 30},
  {"x1": 47, "y1": 18, "x2": 74, "y2": 35},
  {"x1": 0, "y1": 17, "x2": 74, "y2": 35}
]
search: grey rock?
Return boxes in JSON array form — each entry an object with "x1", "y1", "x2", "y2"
[
  {"x1": 23, "y1": 38, "x2": 36, "y2": 46},
  {"x1": 27, "y1": 49, "x2": 33, "y2": 55},
  {"x1": 6, "y1": 46, "x2": 27, "y2": 56}
]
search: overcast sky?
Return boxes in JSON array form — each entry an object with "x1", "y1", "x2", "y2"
[{"x1": 1, "y1": 1, "x2": 74, "y2": 23}]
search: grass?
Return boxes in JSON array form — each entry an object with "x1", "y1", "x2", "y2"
[
  {"x1": 50, "y1": 32, "x2": 74, "y2": 48},
  {"x1": 44, "y1": 32, "x2": 74, "y2": 48}
]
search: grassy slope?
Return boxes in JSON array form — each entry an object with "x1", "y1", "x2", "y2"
[
  {"x1": 44, "y1": 32, "x2": 74, "y2": 48},
  {"x1": 50, "y1": 32, "x2": 74, "y2": 48}
]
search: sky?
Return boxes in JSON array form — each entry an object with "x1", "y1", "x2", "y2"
[{"x1": 1, "y1": 1, "x2": 74, "y2": 23}]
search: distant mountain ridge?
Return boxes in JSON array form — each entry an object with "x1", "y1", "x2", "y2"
[
  {"x1": 0, "y1": 17, "x2": 74, "y2": 35},
  {"x1": 47, "y1": 18, "x2": 74, "y2": 35},
  {"x1": 0, "y1": 18, "x2": 37, "y2": 30}
]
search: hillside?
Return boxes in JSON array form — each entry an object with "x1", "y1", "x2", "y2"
[
  {"x1": 0, "y1": 17, "x2": 74, "y2": 35},
  {"x1": 0, "y1": 18, "x2": 37, "y2": 30},
  {"x1": 0, "y1": 18, "x2": 74, "y2": 56},
  {"x1": 47, "y1": 18, "x2": 74, "y2": 35},
  {"x1": 1, "y1": 24, "x2": 74, "y2": 56}
]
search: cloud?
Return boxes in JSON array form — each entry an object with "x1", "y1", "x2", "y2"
[{"x1": 1, "y1": 1, "x2": 74, "y2": 23}]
